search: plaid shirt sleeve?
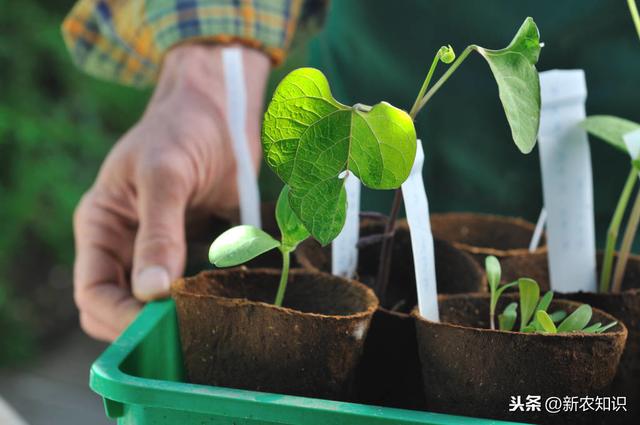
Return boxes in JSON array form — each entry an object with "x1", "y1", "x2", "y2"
[{"x1": 61, "y1": 0, "x2": 303, "y2": 87}]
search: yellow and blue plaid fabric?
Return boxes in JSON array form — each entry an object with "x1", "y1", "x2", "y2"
[{"x1": 62, "y1": 0, "x2": 303, "y2": 87}]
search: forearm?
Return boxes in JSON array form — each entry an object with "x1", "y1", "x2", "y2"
[{"x1": 152, "y1": 44, "x2": 270, "y2": 171}]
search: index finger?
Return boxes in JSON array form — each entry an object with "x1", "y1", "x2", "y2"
[{"x1": 73, "y1": 192, "x2": 142, "y2": 340}]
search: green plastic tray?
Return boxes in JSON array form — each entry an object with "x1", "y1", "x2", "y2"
[{"x1": 90, "y1": 300, "x2": 529, "y2": 425}]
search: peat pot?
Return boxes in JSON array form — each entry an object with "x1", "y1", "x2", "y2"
[
  {"x1": 171, "y1": 268, "x2": 378, "y2": 400},
  {"x1": 502, "y1": 251, "x2": 640, "y2": 421},
  {"x1": 413, "y1": 293, "x2": 627, "y2": 425},
  {"x1": 296, "y1": 217, "x2": 485, "y2": 409},
  {"x1": 430, "y1": 212, "x2": 547, "y2": 264}
]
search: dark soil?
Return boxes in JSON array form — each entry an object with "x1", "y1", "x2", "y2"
[
  {"x1": 171, "y1": 268, "x2": 378, "y2": 400},
  {"x1": 413, "y1": 293, "x2": 627, "y2": 424}
]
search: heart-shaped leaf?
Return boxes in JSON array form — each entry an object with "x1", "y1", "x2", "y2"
[
  {"x1": 581, "y1": 115, "x2": 640, "y2": 153},
  {"x1": 209, "y1": 225, "x2": 280, "y2": 267},
  {"x1": 262, "y1": 68, "x2": 417, "y2": 244},
  {"x1": 472, "y1": 17, "x2": 541, "y2": 154}
]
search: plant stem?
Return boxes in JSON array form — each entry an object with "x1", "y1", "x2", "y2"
[
  {"x1": 612, "y1": 188, "x2": 640, "y2": 293},
  {"x1": 490, "y1": 307, "x2": 496, "y2": 330},
  {"x1": 412, "y1": 46, "x2": 474, "y2": 118},
  {"x1": 274, "y1": 249, "x2": 291, "y2": 306},
  {"x1": 629, "y1": 0, "x2": 640, "y2": 41},
  {"x1": 600, "y1": 167, "x2": 637, "y2": 292},
  {"x1": 373, "y1": 46, "x2": 464, "y2": 303},
  {"x1": 409, "y1": 53, "x2": 442, "y2": 119},
  {"x1": 373, "y1": 190, "x2": 403, "y2": 304}
]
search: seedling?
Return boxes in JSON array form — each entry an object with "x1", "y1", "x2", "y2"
[
  {"x1": 485, "y1": 256, "x2": 617, "y2": 334},
  {"x1": 576, "y1": 1, "x2": 640, "y2": 294},
  {"x1": 370, "y1": 17, "x2": 542, "y2": 302},
  {"x1": 261, "y1": 18, "x2": 541, "y2": 307},
  {"x1": 209, "y1": 186, "x2": 309, "y2": 306}
]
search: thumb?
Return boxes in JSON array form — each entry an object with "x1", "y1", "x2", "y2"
[{"x1": 132, "y1": 165, "x2": 189, "y2": 301}]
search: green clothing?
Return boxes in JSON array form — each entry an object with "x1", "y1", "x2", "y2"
[{"x1": 309, "y1": 0, "x2": 640, "y2": 246}]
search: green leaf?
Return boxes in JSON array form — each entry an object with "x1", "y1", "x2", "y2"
[
  {"x1": 535, "y1": 310, "x2": 558, "y2": 333},
  {"x1": 521, "y1": 325, "x2": 537, "y2": 333},
  {"x1": 276, "y1": 186, "x2": 309, "y2": 251},
  {"x1": 518, "y1": 278, "x2": 540, "y2": 331},
  {"x1": 529, "y1": 291, "x2": 554, "y2": 328},
  {"x1": 581, "y1": 116, "x2": 640, "y2": 153},
  {"x1": 548, "y1": 310, "x2": 567, "y2": 323},
  {"x1": 557, "y1": 304, "x2": 592, "y2": 333},
  {"x1": 209, "y1": 225, "x2": 280, "y2": 267},
  {"x1": 594, "y1": 321, "x2": 618, "y2": 334},
  {"x1": 262, "y1": 68, "x2": 417, "y2": 245},
  {"x1": 485, "y1": 255, "x2": 501, "y2": 294},
  {"x1": 498, "y1": 302, "x2": 518, "y2": 331},
  {"x1": 582, "y1": 322, "x2": 603, "y2": 333},
  {"x1": 536, "y1": 291, "x2": 554, "y2": 313},
  {"x1": 471, "y1": 17, "x2": 541, "y2": 154}
]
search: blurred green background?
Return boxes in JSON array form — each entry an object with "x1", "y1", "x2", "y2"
[{"x1": 0, "y1": 0, "x2": 151, "y2": 364}]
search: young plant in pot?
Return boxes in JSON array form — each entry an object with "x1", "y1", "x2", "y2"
[
  {"x1": 291, "y1": 17, "x2": 543, "y2": 408},
  {"x1": 172, "y1": 185, "x2": 379, "y2": 399},
  {"x1": 413, "y1": 255, "x2": 627, "y2": 424},
  {"x1": 173, "y1": 57, "x2": 419, "y2": 399},
  {"x1": 502, "y1": 3, "x2": 640, "y2": 416}
]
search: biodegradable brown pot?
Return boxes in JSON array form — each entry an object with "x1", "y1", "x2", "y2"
[
  {"x1": 430, "y1": 212, "x2": 547, "y2": 263},
  {"x1": 171, "y1": 268, "x2": 378, "y2": 400},
  {"x1": 502, "y1": 251, "x2": 640, "y2": 420},
  {"x1": 413, "y1": 293, "x2": 627, "y2": 425},
  {"x1": 296, "y1": 217, "x2": 485, "y2": 409}
]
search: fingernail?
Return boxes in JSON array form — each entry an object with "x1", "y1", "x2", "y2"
[{"x1": 134, "y1": 266, "x2": 170, "y2": 300}]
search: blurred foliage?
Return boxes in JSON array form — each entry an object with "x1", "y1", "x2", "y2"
[{"x1": 0, "y1": 0, "x2": 149, "y2": 364}]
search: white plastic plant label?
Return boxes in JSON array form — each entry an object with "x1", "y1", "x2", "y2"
[
  {"x1": 222, "y1": 48, "x2": 262, "y2": 228},
  {"x1": 537, "y1": 69, "x2": 597, "y2": 292},
  {"x1": 331, "y1": 173, "x2": 361, "y2": 278},
  {"x1": 529, "y1": 207, "x2": 547, "y2": 252},
  {"x1": 402, "y1": 141, "x2": 439, "y2": 321}
]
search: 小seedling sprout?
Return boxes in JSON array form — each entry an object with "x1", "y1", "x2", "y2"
[
  {"x1": 373, "y1": 17, "x2": 543, "y2": 303},
  {"x1": 209, "y1": 186, "x2": 309, "y2": 306},
  {"x1": 579, "y1": 1, "x2": 640, "y2": 294},
  {"x1": 485, "y1": 256, "x2": 617, "y2": 334}
]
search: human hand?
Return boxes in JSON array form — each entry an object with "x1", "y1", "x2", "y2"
[{"x1": 73, "y1": 44, "x2": 270, "y2": 340}]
